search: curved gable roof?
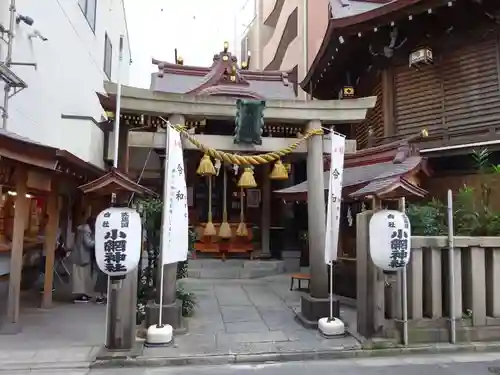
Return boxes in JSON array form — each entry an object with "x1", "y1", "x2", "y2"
[
  {"x1": 302, "y1": 0, "x2": 442, "y2": 91},
  {"x1": 151, "y1": 46, "x2": 297, "y2": 100}
]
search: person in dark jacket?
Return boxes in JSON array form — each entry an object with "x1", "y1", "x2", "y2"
[{"x1": 70, "y1": 217, "x2": 95, "y2": 303}]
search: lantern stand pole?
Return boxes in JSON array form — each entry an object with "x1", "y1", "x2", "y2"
[
  {"x1": 447, "y1": 189, "x2": 456, "y2": 344},
  {"x1": 105, "y1": 34, "x2": 125, "y2": 351},
  {"x1": 400, "y1": 197, "x2": 408, "y2": 347}
]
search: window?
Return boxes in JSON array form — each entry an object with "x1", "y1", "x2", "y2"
[
  {"x1": 240, "y1": 36, "x2": 249, "y2": 64},
  {"x1": 79, "y1": 0, "x2": 97, "y2": 32},
  {"x1": 103, "y1": 33, "x2": 112, "y2": 79}
]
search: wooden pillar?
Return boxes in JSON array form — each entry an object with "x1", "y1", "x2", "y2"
[
  {"x1": 260, "y1": 164, "x2": 271, "y2": 256},
  {"x1": 371, "y1": 198, "x2": 385, "y2": 333},
  {"x1": 6, "y1": 166, "x2": 28, "y2": 325},
  {"x1": 42, "y1": 178, "x2": 60, "y2": 309},
  {"x1": 117, "y1": 125, "x2": 129, "y2": 174},
  {"x1": 381, "y1": 68, "x2": 395, "y2": 137},
  {"x1": 356, "y1": 210, "x2": 374, "y2": 337}
]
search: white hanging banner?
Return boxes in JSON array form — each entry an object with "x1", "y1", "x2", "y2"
[
  {"x1": 324, "y1": 133, "x2": 345, "y2": 264},
  {"x1": 162, "y1": 125, "x2": 189, "y2": 265},
  {"x1": 95, "y1": 207, "x2": 142, "y2": 277}
]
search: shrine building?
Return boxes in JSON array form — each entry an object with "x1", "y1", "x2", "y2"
[{"x1": 97, "y1": 42, "x2": 376, "y2": 270}]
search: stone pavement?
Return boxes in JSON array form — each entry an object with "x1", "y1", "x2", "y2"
[
  {"x1": 3, "y1": 274, "x2": 500, "y2": 371},
  {"x1": 0, "y1": 281, "x2": 104, "y2": 371},
  {"x1": 141, "y1": 274, "x2": 360, "y2": 360}
]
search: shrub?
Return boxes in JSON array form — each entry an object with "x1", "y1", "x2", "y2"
[
  {"x1": 136, "y1": 197, "x2": 196, "y2": 324},
  {"x1": 407, "y1": 148, "x2": 500, "y2": 236}
]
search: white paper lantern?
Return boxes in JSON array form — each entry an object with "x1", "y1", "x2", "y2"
[
  {"x1": 369, "y1": 209, "x2": 411, "y2": 272},
  {"x1": 95, "y1": 207, "x2": 142, "y2": 277}
]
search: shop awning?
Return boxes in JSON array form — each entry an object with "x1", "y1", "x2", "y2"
[{"x1": 0, "y1": 128, "x2": 104, "y2": 183}]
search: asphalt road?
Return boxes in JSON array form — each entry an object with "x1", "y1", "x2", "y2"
[{"x1": 24, "y1": 353, "x2": 500, "y2": 375}]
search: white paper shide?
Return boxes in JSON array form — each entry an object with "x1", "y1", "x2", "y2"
[
  {"x1": 95, "y1": 207, "x2": 142, "y2": 277},
  {"x1": 324, "y1": 134, "x2": 345, "y2": 264},
  {"x1": 162, "y1": 125, "x2": 189, "y2": 265},
  {"x1": 369, "y1": 210, "x2": 411, "y2": 272}
]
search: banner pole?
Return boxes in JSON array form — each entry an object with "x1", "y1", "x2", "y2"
[
  {"x1": 400, "y1": 197, "x2": 408, "y2": 346},
  {"x1": 329, "y1": 261, "x2": 333, "y2": 320},
  {"x1": 319, "y1": 132, "x2": 345, "y2": 336},
  {"x1": 158, "y1": 124, "x2": 171, "y2": 327}
]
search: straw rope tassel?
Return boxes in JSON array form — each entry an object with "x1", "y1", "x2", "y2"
[
  {"x1": 204, "y1": 176, "x2": 217, "y2": 236},
  {"x1": 219, "y1": 167, "x2": 232, "y2": 239},
  {"x1": 173, "y1": 124, "x2": 323, "y2": 166},
  {"x1": 238, "y1": 167, "x2": 257, "y2": 188},
  {"x1": 270, "y1": 159, "x2": 288, "y2": 180},
  {"x1": 236, "y1": 188, "x2": 248, "y2": 237}
]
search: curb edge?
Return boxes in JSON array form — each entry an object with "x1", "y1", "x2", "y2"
[{"x1": 89, "y1": 342, "x2": 500, "y2": 369}]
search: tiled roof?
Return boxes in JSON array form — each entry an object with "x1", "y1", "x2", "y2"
[
  {"x1": 79, "y1": 167, "x2": 156, "y2": 197},
  {"x1": 349, "y1": 175, "x2": 427, "y2": 198},
  {"x1": 274, "y1": 156, "x2": 422, "y2": 197},
  {"x1": 0, "y1": 128, "x2": 103, "y2": 179},
  {"x1": 302, "y1": 0, "x2": 438, "y2": 90},
  {"x1": 274, "y1": 134, "x2": 430, "y2": 200},
  {"x1": 0, "y1": 127, "x2": 49, "y2": 147},
  {"x1": 150, "y1": 48, "x2": 296, "y2": 100},
  {"x1": 329, "y1": 0, "x2": 395, "y2": 20}
]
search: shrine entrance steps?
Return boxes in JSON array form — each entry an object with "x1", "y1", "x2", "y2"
[{"x1": 187, "y1": 259, "x2": 286, "y2": 279}]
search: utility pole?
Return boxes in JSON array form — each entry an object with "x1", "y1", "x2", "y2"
[
  {"x1": 2, "y1": 0, "x2": 17, "y2": 129},
  {"x1": 0, "y1": 0, "x2": 36, "y2": 130},
  {"x1": 105, "y1": 34, "x2": 139, "y2": 351}
]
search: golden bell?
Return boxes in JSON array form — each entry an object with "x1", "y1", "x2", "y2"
[
  {"x1": 421, "y1": 128, "x2": 429, "y2": 138},
  {"x1": 204, "y1": 221, "x2": 217, "y2": 236},
  {"x1": 197, "y1": 154, "x2": 216, "y2": 176},
  {"x1": 238, "y1": 167, "x2": 257, "y2": 188},
  {"x1": 270, "y1": 160, "x2": 288, "y2": 180}
]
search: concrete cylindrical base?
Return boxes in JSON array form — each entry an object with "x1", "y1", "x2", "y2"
[
  {"x1": 296, "y1": 294, "x2": 340, "y2": 328},
  {"x1": 145, "y1": 324, "x2": 174, "y2": 347},
  {"x1": 145, "y1": 299, "x2": 186, "y2": 334},
  {"x1": 318, "y1": 317, "x2": 345, "y2": 336}
]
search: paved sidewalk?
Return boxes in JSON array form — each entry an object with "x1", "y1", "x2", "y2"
[
  {"x1": 141, "y1": 275, "x2": 359, "y2": 359},
  {"x1": 0, "y1": 283, "x2": 105, "y2": 371}
]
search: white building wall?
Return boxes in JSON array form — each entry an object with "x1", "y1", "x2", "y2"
[
  {"x1": 234, "y1": 0, "x2": 256, "y2": 63},
  {"x1": 248, "y1": 0, "x2": 392, "y2": 88},
  {"x1": 0, "y1": 0, "x2": 131, "y2": 168}
]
